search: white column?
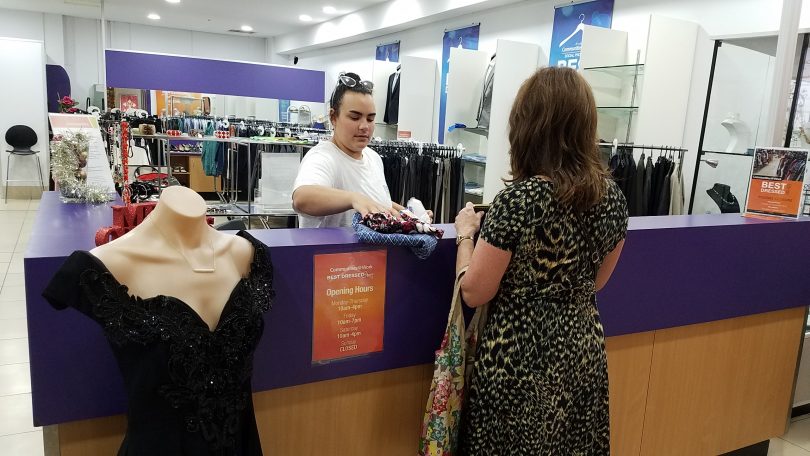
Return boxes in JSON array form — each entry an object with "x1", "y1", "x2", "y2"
[{"x1": 764, "y1": 0, "x2": 802, "y2": 147}]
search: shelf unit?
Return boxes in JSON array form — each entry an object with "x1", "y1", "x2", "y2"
[{"x1": 582, "y1": 56, "x2": 643, "y2": 143}]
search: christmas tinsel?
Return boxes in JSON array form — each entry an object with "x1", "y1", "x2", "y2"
[{"x1": 50, "y1": 132, "x2": 113, "y2": 204}]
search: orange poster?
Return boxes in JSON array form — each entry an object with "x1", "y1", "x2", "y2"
[
  {"x1": 312, "y1": 250, "x2": 387, "y2": 363},
  {"x1": 745, "y1": 147, "x2": 808, "y2": 219}
]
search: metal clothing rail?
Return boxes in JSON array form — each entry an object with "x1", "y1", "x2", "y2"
[{"x1": 598, "y1": 142, "x2": 688, "y2": 152}]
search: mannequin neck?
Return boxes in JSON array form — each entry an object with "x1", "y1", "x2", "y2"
[
  {"x1": 146, "y1": 187, "x2": 210, "y2": 248},
  {"x1": 711, "y1": 183, "x2": 731, "y2": 195}
]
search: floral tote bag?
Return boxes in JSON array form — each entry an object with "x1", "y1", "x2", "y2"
[{"x1": 418, "y1": 268, "x2": 488, "y2": 456}]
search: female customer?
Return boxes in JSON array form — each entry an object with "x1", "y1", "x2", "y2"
[
  {"x1": 293, "y1": 72, "x2": 404, "y2": 228},
  {"x1": 455, "y1": 67, "x2": 628, "y2": 454}
]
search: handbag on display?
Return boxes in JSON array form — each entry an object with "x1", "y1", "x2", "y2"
[
  {"x1": 418, "y1": 267, "x2": 488, "y2": 456},
  {"x1": 133, "y1": 166, "x2": 181, "y2": 189}
]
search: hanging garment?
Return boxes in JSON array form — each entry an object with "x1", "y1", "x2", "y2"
[
  {"x1": 669, "y1": 165, "x2": 684, "y2": 215},
  {"x1": 656, "y1": 165, "x2": 673, "y2": 216},
  {"x1": 642, "y1": 156, "x2": 653, "y2": 217},
  {"x1": 476, "y1": 57, "x2": 496, "y2": 130},
  {"x1": 630, "y1": 152, "x2": 646, "y2": 217},
  {"x1": 201, "y1": 122, "x2": 218, "y2": 176},
  {"x1": 384, "y1": 70, "x2": 401, "y2": 125},
  {"x1": 42, "y1": 231, "x2": 273, "y2": 456}
]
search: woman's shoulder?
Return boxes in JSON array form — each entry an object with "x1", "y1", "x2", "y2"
[{"x1": 497, "y1": 177, "x2": 553, "y2": 200}]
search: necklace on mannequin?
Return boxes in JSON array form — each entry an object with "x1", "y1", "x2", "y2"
[
  {"x1": 156, "y1": 226, "x2": 216, "y2": 273},
  {"x1": 708, "y1": 188, "x2": 736, "y2": 206}
]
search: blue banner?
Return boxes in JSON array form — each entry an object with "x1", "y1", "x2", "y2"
[
  {"x1": 279, "y1": 99, "x2": 290, "y2": 122},
  {"x1": 438, "y1": 24, "x2": 480, "y2": 144},
  {"x1": 549, "y1": 0, "x2": 614, "y2": 69},
  {"x1": 376, "y1": 42, "x2": 400, "y2": 63}
]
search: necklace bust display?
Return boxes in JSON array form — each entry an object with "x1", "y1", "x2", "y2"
[{"x1": 707, "y1": 183, "x2": 740, "y2": 213}]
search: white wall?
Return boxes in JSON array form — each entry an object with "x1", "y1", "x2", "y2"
[
  {"x1": 0, "y1": 7, "x2": 272, "y2": 111},
  {"x1": 0, "y1": 38, "x2": 48, "y2": 190}
]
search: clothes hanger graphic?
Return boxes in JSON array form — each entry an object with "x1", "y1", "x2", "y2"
[{"x1": 559, "y1": 14, "x2": 586, "y2": 48}]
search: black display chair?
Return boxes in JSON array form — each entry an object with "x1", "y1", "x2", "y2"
[{"x1": 4, "y1": 125, "x2": 44, "y2": 203}]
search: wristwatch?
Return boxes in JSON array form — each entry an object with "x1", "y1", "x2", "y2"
[{"x1": 456, "y1": 234, "x2": 473, "y2": 246}]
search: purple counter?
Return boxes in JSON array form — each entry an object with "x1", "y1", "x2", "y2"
[{"x1": 25, "y1": 192, "x2": 810, "y2": 426}]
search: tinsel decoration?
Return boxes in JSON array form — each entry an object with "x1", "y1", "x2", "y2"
[{"x1": 50, "y1": 132, "x2": 113, "y2": 204}]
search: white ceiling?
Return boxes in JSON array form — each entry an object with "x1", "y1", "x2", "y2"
[{"x1": 0, "y1": 0, "x2": 390, "y2": 37}]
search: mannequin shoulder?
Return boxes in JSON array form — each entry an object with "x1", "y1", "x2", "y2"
[{"x1": 221, "y1": 232, "x2": 254, "y2": 276}]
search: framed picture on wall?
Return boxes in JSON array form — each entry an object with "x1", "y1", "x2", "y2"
[{"x1": 120, "y1": 95, "x2": 139, "y2": 111}]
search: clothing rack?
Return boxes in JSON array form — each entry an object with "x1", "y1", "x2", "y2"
[
  {"x1": 599, "y1": 141, "x2": 687, "y2": 157},
  {"x1": 605, "y1": 142, "x2": 687, "y2": 217},
  {"x1": 371, "y1": 140, "x2": 465, "y2": 223},
  {"x1": 161, "y1": 115, "x2": 329, "y2": 135}
]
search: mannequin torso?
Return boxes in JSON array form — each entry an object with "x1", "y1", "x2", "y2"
[{"x1": 90, "y1": 186, "x2": 253, "y2": 330}]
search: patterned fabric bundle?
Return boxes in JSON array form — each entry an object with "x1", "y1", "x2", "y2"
[
  {"x1": 352, "y1": 212, "x2": 443, "y2": 259},
  {"x1": 360, "y1": 212, "x2": 444, "y2": 238}
]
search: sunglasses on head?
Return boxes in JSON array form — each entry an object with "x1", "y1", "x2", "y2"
[{"x1": 337, "y1": 73, "x2": 374, "y2": 91}]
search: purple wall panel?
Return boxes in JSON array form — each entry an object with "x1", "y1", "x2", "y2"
[{"x1": 105, "y1": 50, "x2": 325, "y2": 103}]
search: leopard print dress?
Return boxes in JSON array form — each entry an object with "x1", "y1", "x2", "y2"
[{"x1": 459, "y1": 177, "x2": 628, "y2": 455}]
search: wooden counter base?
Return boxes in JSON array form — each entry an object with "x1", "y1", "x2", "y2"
[{"x1": 55, "y1": 307, "x2": 806, "y2": 456}]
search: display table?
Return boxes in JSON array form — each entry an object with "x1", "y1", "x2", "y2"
[{"x1": 24, "y1": 192, "x2": 810, "y2": 455}]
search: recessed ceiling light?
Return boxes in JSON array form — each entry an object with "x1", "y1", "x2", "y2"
[
  {"x1": 241, "y1": 25, "x2": 254, "y2": 32},
  {"x1": 299, "y1": 14, "x2": 313, "y2": 22},
  {"x1": 323, "y1": 6, "x2": 337, "y2": 14},
  {"x1": 147, "y1": 13, "x2": 161, "y2": 20},
  {"x1": 165, "y1": 0, "x2": 181, "y2": 4}
]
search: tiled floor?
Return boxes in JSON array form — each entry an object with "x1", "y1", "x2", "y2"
[
  {"x1": 0, "y1": 197, "x2": 44, "y2": 456},
  {"x1": 0, "y1": 194, "x2": 808, "y2": 455}
]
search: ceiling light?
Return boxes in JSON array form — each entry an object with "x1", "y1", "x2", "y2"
[
  {"x1": 147, "y1": 13, "x2": 161, "y2": 20},
  {"x1": 241, "y1": 25, "x2": 254, "y2": 32},
  {"x1": 299, "y1": 14, "x2": 313, "y2": 22},
  {"x1": 323, "y1": 6, "x2": 337, "y2": 14},
  {"x1": 165, "y1": 0, "x2": 181, "y2": 4}
]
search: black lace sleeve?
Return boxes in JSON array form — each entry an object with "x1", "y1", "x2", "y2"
[{"x1": 237, "y1": 231, "x2": 275, "y2": 314}]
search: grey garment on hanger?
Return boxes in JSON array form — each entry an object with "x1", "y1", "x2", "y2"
[
  {"x1": 630, "y1": 152, "x2": 646, "y2": 216},
  {"x1": 669, "y1": 165, "x2": 684, "y2": 215},
  {"x1": 434, "y1": 158, "x2": 444, "y2": 217},
  {"x1": 477, "y1": 58, "x2": 496, "y2": 130},
  {"x1": 642, "y1": 156, "x2": 653, "y2": 216}
]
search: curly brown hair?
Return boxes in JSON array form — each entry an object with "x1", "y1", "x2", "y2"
[{"x1": 506, "y1": 66, "x2": 607, "y2": 212}]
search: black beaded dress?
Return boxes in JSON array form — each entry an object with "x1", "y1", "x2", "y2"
[{"x1": 43, "y1": 231, "x2": 274, "y2": 456}]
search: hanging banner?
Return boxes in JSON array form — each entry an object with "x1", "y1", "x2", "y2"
[
  {"x1": 376, "y1": 42, "x2": 400, "y2": 63},
  {"x1": 279, "y1": 99, "x2": 291, "y2": 122},
  {"x1": 312, "y1": 250, "x2": 387, "y2": 363},
  {"x1": 549, "y1": 0, "x2": 614, "y2": 69},
  {"x1": 744, "y1": 147, "x2": 808, "y2": 219},
  {"x1": 438, "y1": 24, "x2": 480, "y2": 144}
]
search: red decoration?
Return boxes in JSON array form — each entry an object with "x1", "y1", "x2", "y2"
[
  {"x1": 121, "y1": 121, "x2": 131, "y2": 206},
  {"x1": 95, "y1": 203, "x2": 217, "y2": 246}
]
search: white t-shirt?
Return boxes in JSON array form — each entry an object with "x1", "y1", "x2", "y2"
[{"x1": 293, "y1": 141, "x2": 392, "y2": 228}]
